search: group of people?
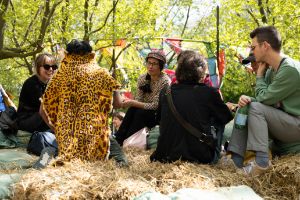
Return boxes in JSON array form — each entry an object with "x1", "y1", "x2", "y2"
[{"x1": 2, "y1": 26, "x2": 299, "y2": 176}]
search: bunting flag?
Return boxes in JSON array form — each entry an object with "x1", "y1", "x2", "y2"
[
  {"x1": 218, "y1": 48, "x2": 226, "y2": 88},
  {"x1": 115, "y1": 39, "x2": 127, "y2": 48},
  {"x1": 164, "y1": 38, "x2": 182, "y2": 54},
  {"x1": 100, "y1": 48, "x2": 113, "y2": 67},
  {"x1": 163, "y1": 69, "x2": 176, "y2": 84},
  {"x1": 98, "y1": 38, "x2": 231, "y2": 90},
  {"x1": 137, "y1": 48, "x2": 151, "y2": 58},
  {"x1": 207, "y1": 57, "x2": 219, "y2": 88},
  {"x1": 203, "y1": 42, "x2": 215, "y2": 58}
]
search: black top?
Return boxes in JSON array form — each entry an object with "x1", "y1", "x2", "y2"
[
  {"x1": 150, "y1": 83, "x2": 233, "y2": 163},
  {"x1": 17, "y1": 75, "x2": 47, "y2": 119}
]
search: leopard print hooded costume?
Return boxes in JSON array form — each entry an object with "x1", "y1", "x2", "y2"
[{"x1": 42, "y1": 53, "x2": 120, "y2": 161}]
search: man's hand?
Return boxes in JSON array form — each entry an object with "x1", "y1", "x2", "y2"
[
  {"x1": 256, "y1": 62, "x2": 269, "y2": 77},
  {"x1": 238, "y1": 95, "x2": 251, "y2": 107}
]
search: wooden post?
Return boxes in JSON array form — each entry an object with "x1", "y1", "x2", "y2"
[
  {"x1": 216, "y1": 5, "x2": 220, "y2": 87},
  {"x1": 112, "y1": 0, "x2": 116, "y2": 78},
  {"x1": 216, "y1": 5, "x2": 220, "y2": 78}
]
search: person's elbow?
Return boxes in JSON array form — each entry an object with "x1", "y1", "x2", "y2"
[
  {"x1": 113, "y1": 100, "x2": 122, "y2": 109},
  {"x1": 112, "y1": 91, "x2": 123, "y2": 109}
]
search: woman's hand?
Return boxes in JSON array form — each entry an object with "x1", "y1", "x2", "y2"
[
  {"x1": 226, "y1": 102, "x2": 238, "y2": 112},
  {"x1": 122, "y1": 99, "x2": 134, "y2": 108}
]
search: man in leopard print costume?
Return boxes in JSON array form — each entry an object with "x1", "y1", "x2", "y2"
[{"x1": 40, "y1": 40, "x2": 124, "y2": 161}]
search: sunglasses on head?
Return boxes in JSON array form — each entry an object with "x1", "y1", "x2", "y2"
[{"x1": 43, "y1": 64, "x2": 58, "y2": 70}]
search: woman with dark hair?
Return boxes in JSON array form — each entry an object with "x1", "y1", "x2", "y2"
[
  {"x1": 150, "y1": 50, "x2": 233, "y2": 164},
  {"x1": 17, "y1": 53, "x2": 57, "y2": 133},
  {"x1": 40, "y1": 39, "x2": 126, "y2": 163},
  {"x1": 114, "y1": 50, "x2": 171, "y2": 146}
]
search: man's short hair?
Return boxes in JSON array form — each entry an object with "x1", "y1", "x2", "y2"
[{"x1": 250, "y1": 26, "x2": 281, "y2": 52}]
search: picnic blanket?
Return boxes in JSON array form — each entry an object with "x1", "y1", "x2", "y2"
[{"x1": 134, "y1": 185, "x2": 262, "y2": 200}]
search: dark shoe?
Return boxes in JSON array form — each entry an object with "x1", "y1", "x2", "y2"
[{"x1": 32, "y1": 147, "x2": 56, "y2": 169}]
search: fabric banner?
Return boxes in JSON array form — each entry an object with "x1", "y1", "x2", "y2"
[
  {"x1": 101, "y1": 48, "x2": 113, "y2": 67},
  {"x1": 207, "y1": 58, "x2": 219, "y2": 88},
  {"x1": 204, "y1": 42, "x2": 215, "y2": 58},
  {"x1": 164, "y1": 39, "x2": 182, "y2": 55}
]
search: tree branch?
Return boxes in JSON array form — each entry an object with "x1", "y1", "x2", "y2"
[
  {"x1": 246, "y1": 8, "x2": 260, "y2": 26},
  {"x1": 0, "y1": 0, "x2": 62, "y2": 60},
  {"x1": 89, "y1": 0, "x2": 99, "y2": 34},
  {"x1": 60, "y1": 0, "x2": 70, "y2": 44},
  {"x1": 265, "y1": 0, "x2": 275, "y2": 25},
  {"x1": 9, "y1": 0, "x2": 21, "y2": 47},
  {"x1": 257, "y1": 0, "x2": 268, "y2": 24},
  {"x1": 162, "y1": 0, "x2": 178, "y2": 32},
  {"x1": 83, "y1": 0, "x2": 89, "y2": 41},
  {"x1": 89, "y1": 0, "x2": 120, "y2": 35},
  {"x1": 37, "y1": 0, "x2": 63, "y2": 46},
  {"x1": 0, "y1": 0, "x2": 10, "y2": 49},
  {"x1": 109, "y1": 43, "x2": 132, "y2": 72},
  {"x1": 0, "y1": 47, "x2": 43, "y2": 60},
  {"x1": 94, "y1": 44, "x2": 115, "y2": 51},
  {"x1": 168, "y1": 5, "x2": 190, "y2": 66},
  {"x1": 21, "y1": 6, "x2": 43, "y2": 46},
  {"x1": 180, "y1": 5, "x2": 190, "y2": 37},
  {"x1": 115, "y1": 43, "x2": 132, "y2": 61}
]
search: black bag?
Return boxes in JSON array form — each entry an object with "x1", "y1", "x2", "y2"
[
  {"x1": 165, "y1": 86, "x2": 217, "y2": 149},
  {"x1": 0, "y1": 106, "x2": 17, "y2": 135},
  {"x1": 27, "y1": 131, "x2": 58, "y2": 156}
]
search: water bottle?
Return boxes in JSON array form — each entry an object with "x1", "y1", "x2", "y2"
[
  {"x1": 0, "y1": 92, "x2": 5, "y2": 112},
  {"x1": 234, "y1": 105, "x2": 249, "y2": 129}
]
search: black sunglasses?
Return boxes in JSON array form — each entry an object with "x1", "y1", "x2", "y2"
[{"x1": 43, "y1": 64, "x2": 58, "y2": 70}]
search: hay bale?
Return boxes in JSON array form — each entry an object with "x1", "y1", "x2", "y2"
[{"x1": 11, "y1": 148, "x2": 300, "y2": 200}]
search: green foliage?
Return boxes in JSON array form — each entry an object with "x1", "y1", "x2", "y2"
[
  {"x1": 0, "y1": 59, "x2": 30, "y2": 105},
  {"x1": 0, "y1": 0, "x2": 300, "y2": 104},
  {"x1": 221, "y1": 53, "x2": 256, "y2": 103},
  {"x1": 192, "y1": 0, "x2": 300, "y2": 102}
]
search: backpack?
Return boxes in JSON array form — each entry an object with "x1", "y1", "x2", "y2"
[
  {"x1": 27, "y1": 131, "x2": 58, "y2": 156},
  {"x1": 0, "y1": 107, "x2": 17, "y2": 135}
]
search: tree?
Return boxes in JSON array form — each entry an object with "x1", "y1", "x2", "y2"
[
  {"x1": 189, "y1": 0, "x2": 300, "y2": 102},
  {"x1": 0, "y1": 0, "x2": 299, "y2": 101},
  {"x1": 0, "y1": 0, "x2": 62, "y2": 73}
]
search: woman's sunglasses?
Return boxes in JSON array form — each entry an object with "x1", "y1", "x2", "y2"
[{"x1": 43, "y1": 64, "x2": 58, "y2": 70}]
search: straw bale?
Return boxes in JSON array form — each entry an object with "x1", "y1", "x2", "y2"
[{"x1": 11, "y1": 148, "x2": 300, "y2": 200}]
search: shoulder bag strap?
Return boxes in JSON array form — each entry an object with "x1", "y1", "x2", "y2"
[{"x1": 165, "y1": 86, "x2": 215, "y2": 148}]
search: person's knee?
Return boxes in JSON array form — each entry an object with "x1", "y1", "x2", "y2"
[
  {"x1": 249, "y1": 102, "x2": 268, "y2": 116},
  {"x1": 249, "y1": 102, "x2": 264, "y2": 111}
]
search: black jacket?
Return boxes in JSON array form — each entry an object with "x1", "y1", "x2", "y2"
[
  {"x1": 17, "y1": 75, "x2": 47, "y2": 120},
  {"x1": 150, "y1": 83, "x2": 233, "y2": 163}
]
